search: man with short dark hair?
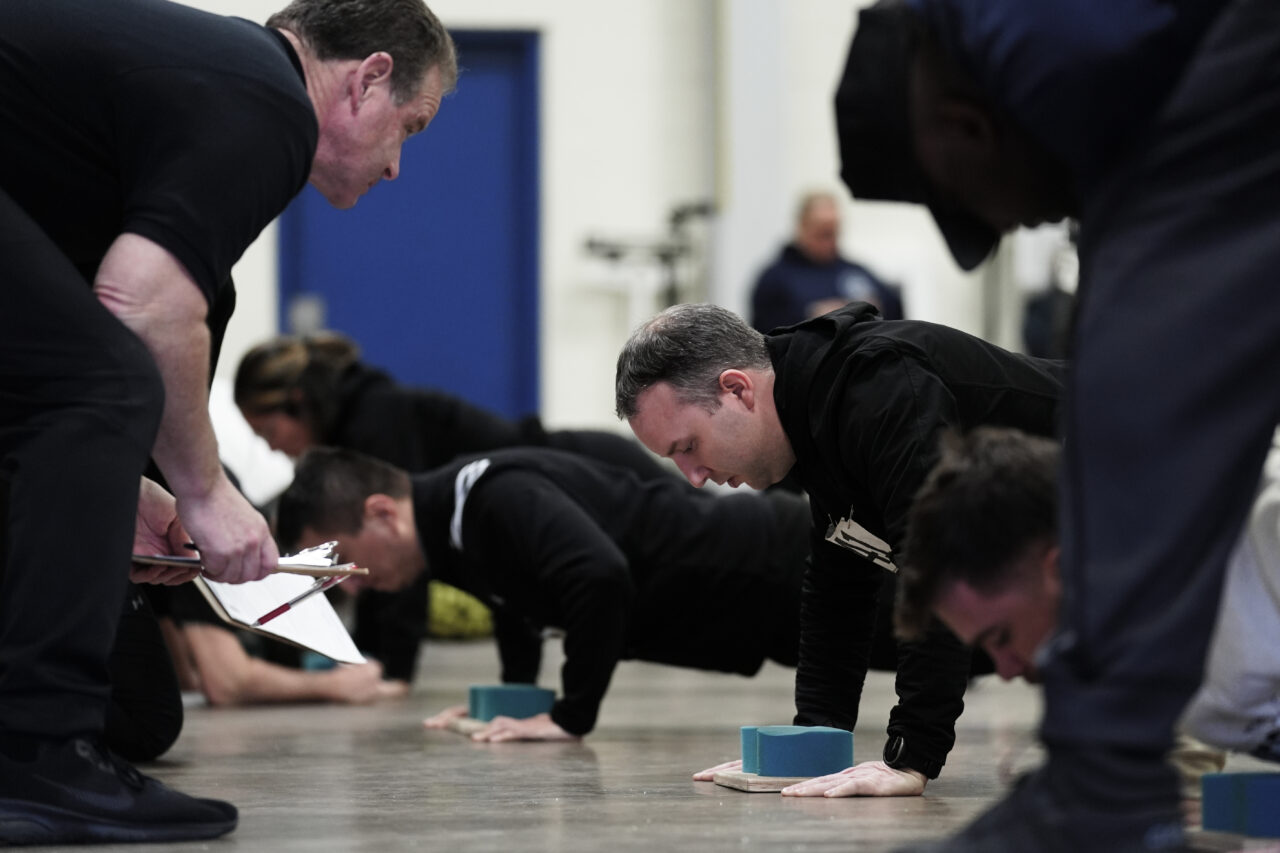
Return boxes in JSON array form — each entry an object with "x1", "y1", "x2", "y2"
[
  {"x1": 833, "y1": 1, "x2": 1280, "y2": 848},
  {"x1": 617, "y1": 301, "x2": 1062, "y2": 797},
  {"x1": 275, "y1": 446, "x2": 815, "y2": 742},
  {"x1": 899, "y1": 426, "x2": 1280, "y2": 793},
  {"x1": 896, "y1": 428, "x2": 1065, "y2": 671},
  {"x1": 0, "y1": 0, "x2": 455, "y2": 843}
]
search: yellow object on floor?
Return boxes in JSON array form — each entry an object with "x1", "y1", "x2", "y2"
[{"x1": 428, "y1": 581, "x2": 493, "y2": 639}]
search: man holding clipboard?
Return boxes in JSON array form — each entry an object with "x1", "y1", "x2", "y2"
[{"x1": 0, "y1": 0, "x2": 456, "y2": 844}]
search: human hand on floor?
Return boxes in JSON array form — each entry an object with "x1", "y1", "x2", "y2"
[
  {"x1": 422, "y1": 705, "x2": 470, "y2": 729},
  {"x1": 471, "y1": 713, "x2": 579, "y2": 743},
  {"x1": 693, "y1": 759, "x2": 742, "y2": 781},
  {"x1": 780, "y1": 760, "x2": 926, "y2": 797},
  {"x1": 327, "y1": 661, "x2": 406, "y2": 704}
]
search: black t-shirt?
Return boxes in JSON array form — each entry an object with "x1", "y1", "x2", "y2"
[{"x1": 0, "y1": 0, "x2": 317, "y2": 302}]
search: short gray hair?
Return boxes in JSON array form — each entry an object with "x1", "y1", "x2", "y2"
[
  {"x1": 615, "y1": 303, "x2": 771, "y2": 419},
  {"x1": 267, "y1": 0, "x2": 458, "y2": 102}
]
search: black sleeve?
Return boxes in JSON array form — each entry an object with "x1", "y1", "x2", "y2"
[
  {"x1": 464, "y1": 472, "x2": 635, "y2": 736},
  {"x1": 493, "y1": 609, "x2": 544, "y2": 685},
  {"x1": 121, "y1": 67, "x2": 313, "y2": 304},
  {"x1": 842, "y1": 347, "x2": 955, "y2": 549},
  {"x1": 793, "y1": 509, "x2": 884, "y2": 732},
  {"x1": 796, "y1": 348, "x2": 972, "y2": 777}
]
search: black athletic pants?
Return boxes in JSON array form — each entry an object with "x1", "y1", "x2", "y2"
[
  {"x1": 1042, "y1": 0, "x2": 1280, "y2": 781},
  {"x1": 0, "y1": 187, "x2": 164, "y2": 743}
]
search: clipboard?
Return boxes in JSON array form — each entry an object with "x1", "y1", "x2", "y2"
[
  {"x1": 191, "y1": 575, "x2": 365, "y2": 664},
  {"x1": 138, "y1": 541, "x2": 366, "y2": 664}
]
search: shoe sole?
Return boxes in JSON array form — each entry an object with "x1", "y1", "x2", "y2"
[{"x1": 0, "y1": 800, "x2": 235, "y2": 845}]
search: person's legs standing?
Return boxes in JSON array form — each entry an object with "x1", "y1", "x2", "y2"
[
  {"x1": 0, "y1": 188, "x2": 236, "y2": 843},
  {"x1": 1045, "y1": 0, "x2": 1280, "y2": 793},
  {"x1": 902, "y1": 1, "x2": 1280, "y2": 849}
]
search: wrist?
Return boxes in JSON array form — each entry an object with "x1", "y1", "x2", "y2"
[{"x1": 883, "y1": 735, "x2": 943, "y2": 780}]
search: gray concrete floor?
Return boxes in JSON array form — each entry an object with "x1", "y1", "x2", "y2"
[{"x1": 52, "y1": 641, "x2": 1280, "y2": 852}]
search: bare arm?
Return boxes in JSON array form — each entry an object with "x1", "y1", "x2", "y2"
[
  {"x1": 94, "y1": 234, "x2": 276, "y2": 583},
  {"x1": 183, "y1": 623, "x2": 406, "y2": 706}
]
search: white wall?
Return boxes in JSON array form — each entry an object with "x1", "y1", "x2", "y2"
[{"x1": 191, "y1": 0, "x2": 1016, "y2": 444}]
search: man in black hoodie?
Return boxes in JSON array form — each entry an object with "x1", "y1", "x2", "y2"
[
  {"x1": 275, "y1": 446, "x2": 816, "y2": 741},
  {"x1": 616, "y1": 301, "x2": 1062, "y2": 796}
]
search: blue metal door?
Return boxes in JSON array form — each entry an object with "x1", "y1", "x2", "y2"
[{"x1": 278, "y1": 31, "x2": 540, "y2": 419}]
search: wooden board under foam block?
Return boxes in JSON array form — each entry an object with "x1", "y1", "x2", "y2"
[
  {"x1": 714, "y1": 725, "x2": 854, "y2": 792},
  {"x1": 712, "y1": 769, "x2": 814, "y2": 793},
  {"x1": 1202, "y1": 772, "x2": 1280, "y2": 837},
  {"x1": 443, "y1": 716, "x2": 488, "y2": 736},
  {"x1": 468, "y1": 684, "x2": 556, "y2": 722}
]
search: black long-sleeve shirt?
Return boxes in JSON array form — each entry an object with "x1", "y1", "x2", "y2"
[
  {"x1": 768, "y1": 302, "x2": 1063, "y2": 777},
  {"x1": 412, "y1": 448, "x2": 809, "y2": 735}
]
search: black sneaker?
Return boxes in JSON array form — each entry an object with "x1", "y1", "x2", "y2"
[
  {"x1": 0, "y1": 737, "x2": 236, "y2": 845},
  {"x1": 895, "y1": 757, "x2": 1190, "y2": 853}
]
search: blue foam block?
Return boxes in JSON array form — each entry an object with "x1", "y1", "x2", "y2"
[
  {"x1": 740, "y1": 726, "x2": 760, "y2": 774},
  {"x1": 739, "y1": 725, "x2": 853, "y2": 778},
  {"x1": 1202, "y1": 772, "x2": 1280, "y2": 837},
  {"x1": 467, "y1": 684, "x2": 556, "y2": 722}
]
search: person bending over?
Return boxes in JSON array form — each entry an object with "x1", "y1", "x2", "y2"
[
  {"x1": 898, "y1": 426, "x2": 1280, "y2": 774},
  {"x1": 274, "y1": 446, "x2": 820, "y2": 742},
  {"x1": 235, "y1": 331, "x2": 667, "y2": 479},
  {"x1": 236, "y1": 331, "x2": 676, "y2": 682},
  {"x1": 616, "y1": 301, "x2": 1062, "y2": 797}
]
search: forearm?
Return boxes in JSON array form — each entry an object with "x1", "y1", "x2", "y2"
[
  {"x1": 550, "y1": 575, "x2": 632, "y2": 736},
  {"x1": 94, "y1": 234, "x2": 224, "y2": 498},
  {"x1": 886, "y1": 619, "x2": 971, "y2": 776},
  {"x1": 793, "y1": 545, "x2": 882, "y2": 730},
  {"x1": 206, "y1": 657, "x2": 349, "y2": 706},
  {"x1": 186, "y1": 624, "x2": 346, "y2": 706},
  {"x1": 146, "y1": 324, "x2": 225, "y2": 498},
  {"x1": 495, "y1": 610, "x2": 543, "y2": 684}
]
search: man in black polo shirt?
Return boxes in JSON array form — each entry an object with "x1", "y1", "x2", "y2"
[
  {"x1": 616, "y1": 301, "x2": 1062, "y2": 796},
  {"x1": 275, "y1": 446, "x2": 817, "y2": 742},
  {"x1": 0, "y1": 0, "x2": 455, "y2": 843}
]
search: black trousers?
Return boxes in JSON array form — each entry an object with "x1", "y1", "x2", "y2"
[
  {"x1": 0, "y1": 187, "x2": 164, "y2": 741},
  {"x1": 1042, "y1": 0, "x2": 1280, "y2": 761}
]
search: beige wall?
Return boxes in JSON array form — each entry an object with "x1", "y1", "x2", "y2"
[{"x1": 189, "y1": 0, "x2": 1040, "y2": 446}]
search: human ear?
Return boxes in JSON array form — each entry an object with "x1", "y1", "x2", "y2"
[
  {"x1": 719, "y1": 369, "x2": 756, "y2": 408},
  {"x1": 355, "y1": 52, "x2": 394, "y2": 103},
  {"x1": 363, "y1": 493, "x2": 398, "y2": 531}
]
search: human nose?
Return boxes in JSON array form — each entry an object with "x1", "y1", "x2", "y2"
[
  {"x1": 674, "y1": 457, "x2": 709, "y2": 488},
  {"x1": 991, "y1": 649, "x2": 1025, "y2": 682},
  {"x1": 384, "y1": 149, "x2": 402, "y2": 181}
]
